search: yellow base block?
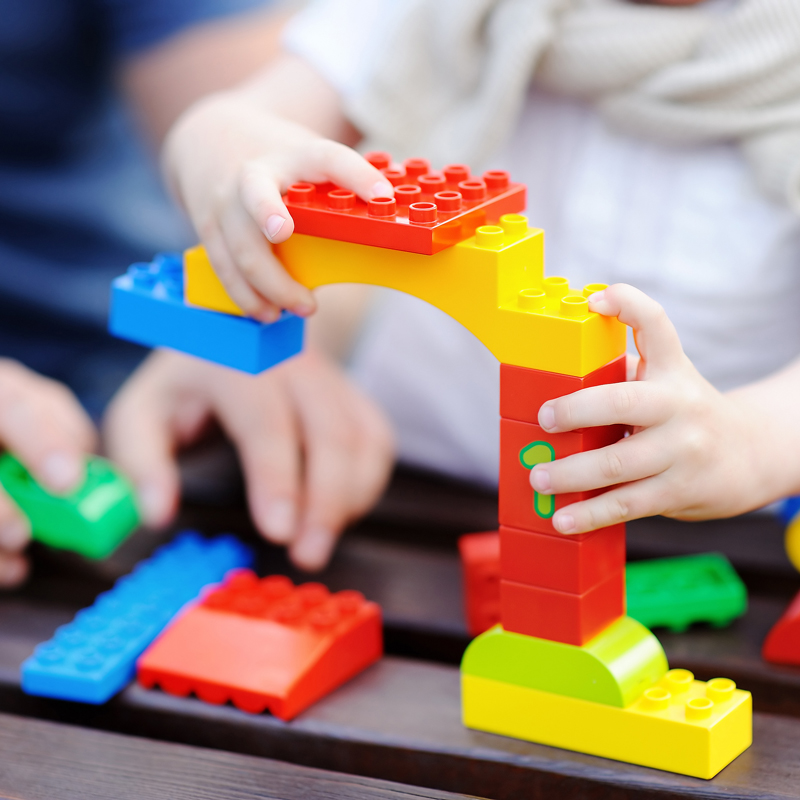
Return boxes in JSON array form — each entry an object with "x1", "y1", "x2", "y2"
[{"x1": 462, "y1": 673, "x2": 752, "y2": 779}]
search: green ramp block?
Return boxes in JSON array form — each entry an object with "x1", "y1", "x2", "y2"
[
  {"x1": 626, "y1": 553, "x2": 747, "y2": 633},
  {"x1": 461, "y1": 616, "x2": 668, "y2": 708},
  {"x1": 0, "y1": 453, "x2": 140, "y2": 560}
]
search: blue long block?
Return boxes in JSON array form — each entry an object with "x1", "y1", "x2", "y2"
[
  {"x1": 21, "y1": 531, "x2": 254, "y2": 703},
  {"x1": 109, "y1": 253, "x2": 305, "y2": 374}
]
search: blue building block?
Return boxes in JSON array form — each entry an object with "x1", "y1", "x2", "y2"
[
  {"x1": 780, "y1": 496, "x2": 800, "y2": 525},
  {"x1": 109, "y1": 253, "x2": 305, "y2": 374},
  {"x1": 21, "y1": 531, "x2": 254, "y2": 703}
]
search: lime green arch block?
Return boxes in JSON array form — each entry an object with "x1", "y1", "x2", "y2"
[{"x1": 461, "y1": 616, "x2": 668, "y2": 708}]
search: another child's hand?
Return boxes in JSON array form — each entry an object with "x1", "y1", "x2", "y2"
[
  {"x1": 163, "y1": 88, "x2": 393, "y2": 322},
  {"x1": 104, "y1": 349, "x2": 395, "y2": 571},
  {"x1": 0, "y1": 360, "x2": 97, "y2": 586},
  {"x1": 530, "y1": 284, "x2": 763, "y2": 534}
]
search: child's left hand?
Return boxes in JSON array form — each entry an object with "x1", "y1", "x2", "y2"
[{"x1": 529, "y1": 284, "x2": 780, "y2": 534}]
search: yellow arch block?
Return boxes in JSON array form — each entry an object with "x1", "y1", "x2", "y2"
[{"x1": 184, "y1": 216, "x2": 626, "y2": 375}]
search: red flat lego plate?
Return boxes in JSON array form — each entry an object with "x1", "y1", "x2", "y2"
[
  {"x1": 137, "y1": 571, "x2": 382, "y2": 720},
  {"x1": 283, "y1": 154, "x2": 526, "y2": 254}
]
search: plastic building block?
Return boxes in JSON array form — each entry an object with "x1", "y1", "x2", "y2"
[
  {"x1": 462, "y1": 670, "x2": 752, "y2": 780},
  {"x1": 458, "y1": 532, "x2": 501, "y2": 638},
  {"x1": 137, "y1": 570, "x2": 383, "y2": 720},
  {"x1": 21, "y1": 532, "x2": 253, "y2": 703},
  {"x1": 499, "y1": 418, "x2": 626, "y2": 535},
  {"x1": 500, "y1": 571, "x2": 625, "y2": 646},
  {"x1": 184, "y1": 245, "x2": 246, "y2": 316},
  {"x1": 190, "y1": 221, "x2": 625, "y2": 375},
  {"x1": 279, "y1": 157, "x2": 526, "y2": 256},
  {"x1": 109, "y1": 253, "x2": 304, "y2": 375},
  {"x1": 500, "y1": 356, "x2": 627, "y2": 425},
  {"x1": 462, "y1": 617, "x2": 667, "y2": 707},
  {"x1": 500, "y1": 524, "x2": 625, "y2": 593},
  {"x1": 0, "y1": 453, "x2": 139, "y2": 560},
  {"x1": 180, "y1": 217, "x2": 625, "y2": 375},
  {"x1": 762, "y1": 588, "x2": 800, "y2": 664},
  {"x1": 786, "y1": 510, "x2": 800, "y2": 573},
  {"x1": 626, "y1": 553, "x2": 747, "y2": 632}
]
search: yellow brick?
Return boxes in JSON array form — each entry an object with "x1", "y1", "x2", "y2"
[
  {"x1": 184, "y1": 216, "x2": 627, "y2": 375},
  {"x1": 184, "y1": 245, "x2": 244, "y2": 317},
  {"x1": 462, "y1": 671, "x2": 752, "y2": 779}
]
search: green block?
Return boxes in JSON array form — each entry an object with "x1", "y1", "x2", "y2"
[
  {"x1": 0, "y1": 453, "x2": 140, "y2": 560},
  {"x1": 461, "y1": 616, "x2": 668, "y2": 708},
  {"x1": 626, "y1": 553, "x2": 748, "y2": 633}
]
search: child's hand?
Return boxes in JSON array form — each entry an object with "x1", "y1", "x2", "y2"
[
  {"x1": 529, "y1": 284, "x2": 766, "y2": 534},
  {"x1": 104, "y1": 348, "x2": 395, "y2": 571},
  {"x1": 0, "y1": 360, "x2": 97, "y2": 586},
  {"x1": 163, "y1": 87, "x2": 394, "y2": 322}
]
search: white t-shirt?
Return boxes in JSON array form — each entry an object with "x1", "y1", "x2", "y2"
[{"x1": 285, "y1": 1, "x2": 800, "y2": 487}]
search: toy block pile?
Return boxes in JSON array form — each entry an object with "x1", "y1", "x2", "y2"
[{"x1": 108, "y1": 152, "x2": 751, "y2": 776}]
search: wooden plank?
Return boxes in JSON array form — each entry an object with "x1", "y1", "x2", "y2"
[
  {"x1": 0, "y1": 711, "x2": 475, "y2": 800},
  {"x1": 0, "y1": 602, "x2": 798, "y2": 800}
]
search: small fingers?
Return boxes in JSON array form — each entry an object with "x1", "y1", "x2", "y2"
[
  {"x1": 550, "y1": 475, "x2": 671, "y2": 534},
  {"x1": 539, "y1": 380, "x2": 670, "y2": 433},
  {"x1": 589, "y1": 284, "x2": 684, "y2": 374},
  {"x1": 530, "y1": 431, "x2": 668, "y2": 495},
  {"x1": 219, "y1": 196, "x2": 315, "y2": 316}
]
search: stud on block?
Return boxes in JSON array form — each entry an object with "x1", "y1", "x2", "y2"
[
  {"x1": 499, "y1": 418, "x2": 627, "y2": 535},
  {"x1": 462, "y1": 617, "x2": 667, "y2": 708},
  {"x1": 0, "y1": 453, "x2": 139, "y2": 560},
  {"x1": 500, "y1": 524, "x2": 625, "y2": 593},
  {"x1": 462, "y1": 670, "x2": 752, "y2": 780},
  {"x1": 109, "y1": 253, "x2": 304, "y2": 375},
  {"x1": 501, "y1": 571, "x2": 625, "y2": 646},
  {"x1": 282, "y1": 154, "x2": 526, "y2": 255},
  {"x1": 500, "y1": 356, "x2": 627, "y2": 425},
  {"x1": 137, "y1": 570, "x2": 383, "y2": 720},
  {"x1": 21, "y1": 532, "x2": 253, "y2": 703},
  {"x1": 626, "y1": 553, "x2": 747, "y2": 632},
  {"x1": 458, "y1": 532, "x2": 501, "y2": 638}
]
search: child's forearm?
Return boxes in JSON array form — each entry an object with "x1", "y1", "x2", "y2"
[{"x1": 726, "y1": 355, "x2": 800, "y2": 502}]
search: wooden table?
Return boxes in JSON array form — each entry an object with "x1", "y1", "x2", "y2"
[{"x1": 1, "y1": 466, "x2": 799, "y2": 799}]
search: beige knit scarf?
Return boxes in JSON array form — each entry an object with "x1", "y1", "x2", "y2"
[{"x1": 346, "y1": 0, "x2": 800, "y2": 212}]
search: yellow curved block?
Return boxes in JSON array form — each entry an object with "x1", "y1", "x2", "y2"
[
  {"x1": 184, "y1": 216, "x2": 627, "y2": 375},
  {"x1": 462, "y1": 671, "x2": 752, "y2": 779}
]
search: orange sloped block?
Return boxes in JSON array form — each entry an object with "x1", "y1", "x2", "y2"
[
  {"x1": 137, "y1": 571, "x2": 382, "y2": 720},
  {"x1": 762, "y1": 588, "x2": 800, "y2": 665}
]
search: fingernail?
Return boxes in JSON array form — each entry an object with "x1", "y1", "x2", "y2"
[
  {"x1": 370, "y1": 181, "x2": 394, "y2": 198},
  {"x1": 290, "y1": 303, "x2": 315, "y2": 318},
  {"x1": 0, "y1": 556, "x2": 28, "y2": 588},
  {"x1": 139, "y1": 481, "x2": 170, "y2": 527},
  {"x1": 41, "y1": 452, "x2": 83, "y2": 493},
  {"x1": 539, "y1": 404, "x2": 556, "y2": 431},
  {"x1": 264, "y1": 214, "x2": 286, "y2": 242},
  {"x1": 530, "y1": 466, "x2": 551, "y2": 493},
  {"x1": 263, "y1": 499, "x2": 295, "y2": 544},
  {"x1": 554, "y1": 513, "x2": 576, "y2": 534},
  {"x1": 588, "y1": 290, "x2": 606, "y2": 303},
  {"x1": 257, "y1": 306, "x2": 282, "y2": 324},
  {"x1": 0, "y1": 518, "x2": 30, "y2": 551},
  {"x1": 291, "y1": 527, "x2": 335, "y2": 572}
]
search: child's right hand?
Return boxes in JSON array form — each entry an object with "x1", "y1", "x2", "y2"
[
  {"x1": 163, "y1": 84, "x2": 393, "y2": 321},
  {"x1": 0, "y1": 360, "x2": 96, "y2": 587}
]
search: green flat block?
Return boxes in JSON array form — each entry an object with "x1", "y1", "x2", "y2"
[
  {"x1": 627, "y1": 553, "x2": 747, "y2": 633},
  {"x1": 461, "y1": 616, "x2": 668, "y2": 708},
  {"x1": 0, "y1": 453, "x2": 140, "y2": 560}
]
